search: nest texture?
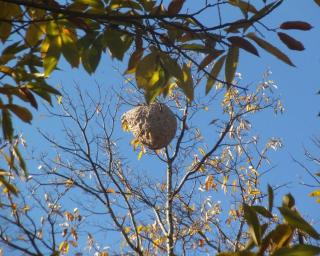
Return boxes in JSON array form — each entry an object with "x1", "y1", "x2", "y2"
[{"x1": 122, "y1": 103, "x2": 177, "y2": 150}]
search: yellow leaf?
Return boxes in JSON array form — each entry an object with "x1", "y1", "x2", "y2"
[
  {"x1": 246, "y1": 104, "x2": 256, "y2": 112},
  {"x1": 23, "y1": 205, "x2": 30, "y2": 212},
  {"x1": 65, "y1": 179, "x2": 74, "y2": 187},
  {"x1": 249, "y1": 166, "x2": 259, "y2": 175},
  {"x1": 43, "y1": 36, "x2": 61, "y2": 76},
  {"x1": 130, "y1": 138, "x2": 140, "y2": 151},
  {"x1": 106, "y1": 188, "x2": 115, "y2": 193},
  {"x1": 0, "y1": 65, "x2": 15, "y2": 76},
  {"x1": 225, "y1": 47, "x2": 239, "y2": 88},
  {"x1": 232, "y1": 179, "x2": 237, "y2": 193},
  {"x1": 204, "y1": 175, "x2": 217, "y2": 191},
  {"x1": 198, "y1": 147, "x2": 206, "y2": 156},
  {"x1": 124, "y1": 227, "x2": 131, "y2": 233},
  {"x1": 136, "y1": 52, "x2": 166, "y2": 90},
  {"x1": 249, "y1": 189, "x2": 261, "y2": 195},
  {"x1": 137, "y1": 225, "x2": 144, "y2": 233},
  {"x1": 121, "y1": 119, "x2": 130, "y2": 132},
  {"x1": 177, "y1": 64, "x2": 194, "y2": 101},
  {"x1": 221, "y1": 175, "x2": 229, "y2": 194},
  {"x1": 59, "y1": 241, "x2": 69, "y2": 254},
  {"x1": 309, "y1": 190, "x2": 320, "y2": 197},
  {"x1": 206, "y1": 55, "x2": 226, "y2": 94},
  {"x1": 137, "y1": 150, "x2": 144, "y2": 160},
  {"x1": 57, "y1": 95, "x2": 62, "y2": 105},
  {"x1": 0, "y1": 175, "x2": 19, "y2": 195}
]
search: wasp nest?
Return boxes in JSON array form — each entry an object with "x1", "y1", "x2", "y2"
[{"x1": 121, "y1": 103, "x2": 177, "y2": 150}]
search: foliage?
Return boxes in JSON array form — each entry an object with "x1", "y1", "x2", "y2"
[
  {"x1": 0, "y1": 0, "x2": 320, "y2": 255},
  {"x1": 218, "y1": 191, "x2": 320, "y2": 256}
]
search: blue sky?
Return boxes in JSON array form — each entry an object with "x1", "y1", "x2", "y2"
[{"x1": 3, "y1": 0, "x2": 320, "y2": 253}]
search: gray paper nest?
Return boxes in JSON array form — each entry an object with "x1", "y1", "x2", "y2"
[{"x1": 121, "y1": 103, "x2": 177, "y2": 150}]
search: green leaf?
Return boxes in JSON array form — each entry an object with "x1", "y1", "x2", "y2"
[
  {"x1": 246, "y1": 223, "x2": 269, "y2": 252},
  {"x1": 198, "y1": 53, "x2": 220, "y2": 71},
  {"x1": 2, "y1": 108, "x2": 13, "y2": 140},
  {"x1": 139, "y1": 0, "x2": 156, "y2": 11},
  {"x1": 27, "y1": 82, "x2": 61, "y2": 95},
  {"x1": 205, "y1": 55, "x2": 226, "y2": 94},
  {"x1": 26, "y1": 82, "x2": 60, "y2": 105},
  {"x1": 126, "y1": 48, "x2": 144, "y2": 74},
  {"x1": 104, "y1": 30, "x2": 133, "y2": 60},
  {"x1": 25, "y1": 23, "x2": 43, "y2": 46},
  {"x1": 225, "y1": 46, "x2": 239, "y2": 88},
  {"x1": 246, "y1": 32, "x2": 295, "y2": 67},
  {"x1": 19, "y1": 87, "x2": 38, "y2": 109},
  {"x1": 268, "y1": 184, "x2": 274, "y2": 212},
  {"x1": 46, "y1": 20, "x2": 60, "y2": 36},
  {"x1": 159, "y1": 53, "x2": 184, "y2": 81},
  {"x1": 258, "y1": 224, "x2": 293, "y2": 255},
  {"x1": 6, "y1": 104, "x2": 32, "y2": 123},
  {"x1": 282, "y1": 193, "x2": 295, "y2": 208},
  {"x1": 278, "y1": 206, "x2": 320, "y2": 239},
  {"x1": 249, "y1": 1, "x2": 283, "y2": 23},
  {"x1": 44, "y1": 36, "x2": 61, "y2": 76},
  {"x1": 272, "y1": 245, "x2": 320, "y2": 256},
  {"x1": 13, "y1": 146, "x2": 28, "y2": 176},
  {"x1": 75, "y1": 0, "x2": 104, "y2": 8},
  {"x1": 180, "y1": 43, "x2": 209, "y2": 53},
  {"x1": 136, "y1": 52, "x2": 166, "y2": 90},
  {"x1": 109, "y1": 0, "x2": 143, "y2": 10},
  {"x1": 266, "y1": 224, "x2": 293, "y2": 250},
  {"x1": 252, "y1": 206, "x2": 273, "y2": 218},
  {"x1": 77, "y1": 32, "x2": 99, "y2": 52},
  {"x1": 177, "y1": 64, "x2": 194, "y2": 101},
  {"x1": 82, "y1": 46, "x2": 102, "y2": 74},
  {"x1": 228, "y1": 0, "x2": 258, "y2": 14},
  {"x1": 168, "y1": 0, "x2": 185, "y2": 15},
  {"x1": 2, "y1": 41, "x2": 26, "y2": 56},
  {"x1": 227, "y1": 36, "x2": 259, "y2": 56},
  {"x1": 243, "y1": 203, "x2": 261, "y2": 246},
  {"x1": 144, "y1": 86, "x2": 163, "y2": 104},
  {"x1": 61, "y1": 29, "x2": 80, "y2": 68}
]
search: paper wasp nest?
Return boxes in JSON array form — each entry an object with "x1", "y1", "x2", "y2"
[{"x1": 121, "y1": 103, "x2": 177, "y2": 150}]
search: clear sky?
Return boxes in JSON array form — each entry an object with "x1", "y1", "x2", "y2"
[{"x1": 5, "y1": 0, "x2": 320, "y2": 253}]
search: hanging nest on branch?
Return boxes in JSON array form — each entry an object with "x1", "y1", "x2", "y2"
[{"x1": 121, "y1": 103, "x2": 177, "y2": 150}]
